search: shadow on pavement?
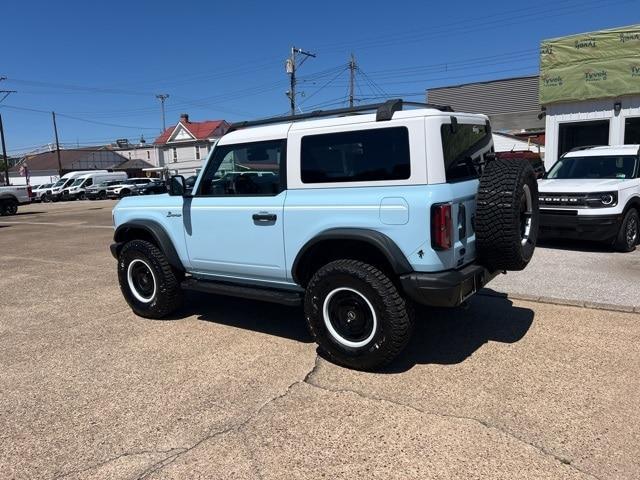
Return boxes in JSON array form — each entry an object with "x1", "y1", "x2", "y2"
[
  {"x1": 382, "y1": 291, "x2": 534, "y2": 373},
  {"x1": 168, "y1": 288, "x2": 533, "y2": 370},
  {"x1": 171, "y1": 290, "x2": 312, "y2": 343},
  {"x1": 538, "y1": 237, "x2": 615, "y2": 253},
  {"x1": 12, "y1": 211, "x2": 46, "y2": 216}
]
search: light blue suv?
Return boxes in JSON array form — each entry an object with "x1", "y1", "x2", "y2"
[{"x1": 111, "y1": 100, "x2": 539, "y2": 370}]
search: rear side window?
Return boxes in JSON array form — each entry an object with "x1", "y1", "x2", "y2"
[
  {"x1": 301, "y1": 127, "x2": 410, "y2": 183},
  {"x1": 441, "y1": 123, "x2": 491, "y2": 182}
]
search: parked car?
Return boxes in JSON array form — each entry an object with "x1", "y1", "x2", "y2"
[
  {"x1": 106, "y1": 178, "x2": 154, "y2": 199},
  {"x1": 48, "y1": 170, "x2": 109, "y2": 201},
  {"x1": 110, "y1": 99, "x2": 539, "y2": 370},
  {"x1": 86, "y1": 180, "x2": 125, "y2": 200},
  {"x1": 31, "y1": 183, "x2": 54, "y2": 202},
  {"x1": 494, "y1": 150, "x2": 545, "y2": 178},
  {"x1": 138, "y1": 180, "x2": 167, "y2": 195},
  {"x1": 0, "y1": 184, "x2": 31, "y2": 215},
  {"x1": 538, "y1": 144, "x2": 640, "y2": 252},
  {"x1": 62, "y1": 171, "x2": 128, "y2": 200}
]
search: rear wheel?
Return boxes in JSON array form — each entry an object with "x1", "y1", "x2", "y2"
[
  {"x1": 476, "y1": 158, "x2": 539, "y2": 271},
  {"x1": 304, "y1": 259, "x2": 413, "y2": 371},
  {"x1": 119, "y1": 189, "x2": 131, "y2": 198},
  {"x1": 614, "y1": 208, "x2": 639, "y2": 252},
  {"x1": 117, "y1": 240, "x2": 183, "y2": 318}
]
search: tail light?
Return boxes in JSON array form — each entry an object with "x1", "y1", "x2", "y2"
[{"x1": 431, "y1": 203, "x2": 452, "y2": 250}]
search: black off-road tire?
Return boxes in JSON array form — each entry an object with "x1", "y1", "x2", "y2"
[
  {"x1": 304, "y1": 259, "x2": 414, "y2": 371},
  {"x1": 476, "y1": 158, "x2": 539, "y2": 271},
  {"x1": 0, "y1": 199, "x2": 18, "y2": 216},
  {"x1": 117, "y1": 240, "x2": 183, "y2": 319},
  {"x1": 614, "y1": 208, "x2": 639, "y2": 252},
  {"x1": 119, "y1": 189, "x2": 131, "y2": 198}
]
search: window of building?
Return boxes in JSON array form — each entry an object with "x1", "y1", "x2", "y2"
[
  {"x1": 172, "y1": 147, "x2": 178, "y2": 162},
  {"x1": 440, "y1": 122, "x2": 491, "y2": 182},
  {"x1": 558, "y1": 120, "x2": 610, "y2": 157},
  {"x1": 300, "y1": 127, "x2": 410, "y2": 184},
  {"x1": 195, "y1": 145, "x2": 201, "y2": 160},
  {"x1": 624, "y1": 117, "x2": 640, "y2": 144},
  {"x1": 146, "y1": 150, "x2": 150, "y2": 160},
  {"x1": 198, "y1": 140, "x2": 284, "y2": 196},
  {"x1": 128, "y1": 152, "x2": 131, "y2": 159}
]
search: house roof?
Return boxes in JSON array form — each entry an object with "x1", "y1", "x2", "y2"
[
  {"x1": 154, "y1": 119, "x2": 228, "y2": 145},
  {"x1": 113, "y1": 158, "x2": 155, "y2": 170},
  {"x1": 10, "y1": 147, "x2": 128, "y2": 172}
]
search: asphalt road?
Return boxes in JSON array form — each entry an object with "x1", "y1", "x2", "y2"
[{"x1": 1, "y1": 201, "x2": 639, "y2": 479}]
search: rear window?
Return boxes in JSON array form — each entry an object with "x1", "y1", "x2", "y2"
[
  {"x1": 301, "y1": 127, "x2": 410, "y2": 183},
  {"x1": 441, "y1": 122, "x2": 491, "y2": 182}
]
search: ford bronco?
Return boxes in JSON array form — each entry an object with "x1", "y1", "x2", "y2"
[{"x1": 111, "y1": 100, "x2": 539, "y2": 370}]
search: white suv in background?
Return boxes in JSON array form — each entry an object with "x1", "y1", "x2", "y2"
[
  {"x1": 107, "y1": 178, "x2": 153, "y2": 199},
  {"x1": 538, "y1": 145, "x2": 640, "y2": 252}
]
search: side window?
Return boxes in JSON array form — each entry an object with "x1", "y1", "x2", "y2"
[
  {"x1": 301, "y1": 127, "x2": 410, "y2": 183},
  {"x1": 85, "y1": 178, "x2": 93, "y2": 187},
  {"x1": 440, "y1": 122, "x2": 491, "y2": 182},
  {"x1": 198, "y1": 140, "x2": 285, "y2": 196}
]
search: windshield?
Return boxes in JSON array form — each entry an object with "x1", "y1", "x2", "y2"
[
  {"x1": 546, "y1": 155, "x2": 637, "y2": 180},
  {"x1": 52, "y1": 178, "x2": 67, "y2": 188},
  {"x1": 71, "y1": 178, "x2": 85, "y2": 187}
]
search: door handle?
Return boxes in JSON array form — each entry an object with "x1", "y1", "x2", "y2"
[{"x1": 252, "y1": 212, "x2": 277, "y2": 222}]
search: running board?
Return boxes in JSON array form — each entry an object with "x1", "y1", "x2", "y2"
[{"x1": 181, "y1": 278, "x2": 302, "y2": 307}]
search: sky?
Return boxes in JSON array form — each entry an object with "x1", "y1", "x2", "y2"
[{"x1": 0, "y1": 0, "x2": 637, "y2": 155}]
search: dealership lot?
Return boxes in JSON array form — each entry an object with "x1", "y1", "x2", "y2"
[{"x1": 1, "y1": 201, "x2": 639, "y2": 479}]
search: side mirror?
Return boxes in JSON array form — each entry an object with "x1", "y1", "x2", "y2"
[{"x1": 168, "y1": 175, "x2": 186, "y2": 196}]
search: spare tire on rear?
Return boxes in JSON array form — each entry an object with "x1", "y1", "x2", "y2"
[{"x1": 475, "y1": 158, "x2": 539, "y2": 271}]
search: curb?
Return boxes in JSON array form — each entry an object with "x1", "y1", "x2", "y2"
[{"x1": 477, "y1": 290, "x2": 639, "y2": 314}]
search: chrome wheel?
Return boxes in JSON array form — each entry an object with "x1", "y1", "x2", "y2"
[
  {"x1": 127, "y1": 259, "x2": 156, "y2": 303},
  {"x1": 322, "y1": 287, "x2": 377, "y2": 348}
]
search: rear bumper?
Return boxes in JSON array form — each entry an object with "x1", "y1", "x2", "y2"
[
  {"x1": 539, "y1": 210, "x2": 622, "y2": 242},
  {"x1": 399, "y1": 263, "x2": 498, "y2": 308}
]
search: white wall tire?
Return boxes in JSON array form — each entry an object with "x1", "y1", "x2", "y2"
[
  {"x1": 304, "y1": 259, "x2": 413, "y2": 371},
  {"x1": 322, "y1": 287, "x2": 378, "y2": 348},
  {"x1": 126, "y1": 259, "x2": 157, "y2": 304},
  {"x1": 117, "y1": 240, "x2": 183, "y2": 319}
]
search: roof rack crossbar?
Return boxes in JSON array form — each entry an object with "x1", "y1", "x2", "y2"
[{"x1": 227, "y1": 99, "x2": 454, "y2": 131}]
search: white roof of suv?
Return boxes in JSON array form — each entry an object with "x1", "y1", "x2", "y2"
[
  {"x1": 219, "y1": 106, "x2": 488, "y2": 146},
  {"x1": 563, "y1": 144, "x2": 640, "y2": 157}
]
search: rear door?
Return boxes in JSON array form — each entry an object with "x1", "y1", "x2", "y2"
[{"x1": 438, "y1": 118, "x2": 493, "y2": 268}]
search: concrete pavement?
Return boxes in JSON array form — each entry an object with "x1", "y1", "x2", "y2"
[{"x1": 1, "y1": 201, "x2": 639, "y2": 479}]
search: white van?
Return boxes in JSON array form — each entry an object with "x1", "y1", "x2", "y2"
[
  {"x1": 63, "y1": 171, "x2": 128, "y2": 200},
  {"x1": 48, "y1": 170, "x2": 109, "y2": 201}
]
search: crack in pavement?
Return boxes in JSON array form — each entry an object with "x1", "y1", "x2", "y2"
[
  {"x1": 50, "y1": 448, "x2": 186, "y2": 480},
  {"x1": 49, "y1": 354, "x2": 603, "y2": 480},
  {"x1": 303, "y1": 360, "x2": 603, "y2": 480}
]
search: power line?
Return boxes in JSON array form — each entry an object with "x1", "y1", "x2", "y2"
[{"x1": 286, "y1": 47, "x2": 317, "y2": 115}]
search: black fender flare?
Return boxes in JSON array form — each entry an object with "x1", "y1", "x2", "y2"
[
  {"x1": 291, "y1": 228, "x2": 412, "y2": 285},
  {"x1": 112, "y1": 220, "x2": 184, "y2": 272}
]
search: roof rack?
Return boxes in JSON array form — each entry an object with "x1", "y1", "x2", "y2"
[{"x1": 227, "y1": 99, "x2": 453, "y2": 132}]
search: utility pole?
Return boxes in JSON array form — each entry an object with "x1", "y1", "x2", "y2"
[
  {"x1": 286, "y1": 46, "x2": 316, "y2": 115},
  {"x1": 0, "y1": 114, "x2": 9, "y2": 186},
  {"x1": 51, "y1": 111, "x2": 63, "y2": 177},
  {"x1": 348, "y1": 53, "x2": 357, "y2": 108},
  {"x1": 155, "y1": 94, "x2": 169, "y2": 131}
]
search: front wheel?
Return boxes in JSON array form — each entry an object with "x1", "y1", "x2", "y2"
[
  {"x1": 117, "y1": 240, "x2": 183, "y2": 318},
  {"x1": 304, "y1": 259, "x2": 413, "y2": 371},
  {"x1": 614, "y1": 208, "x2": 639, "y2": 252}
]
